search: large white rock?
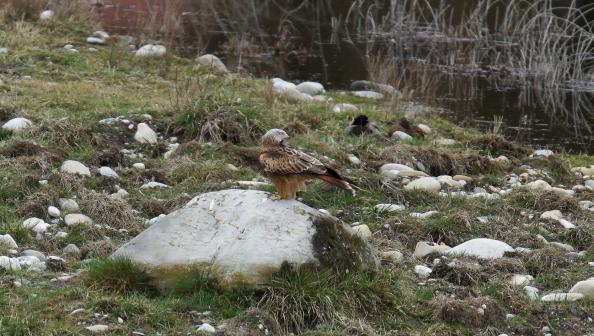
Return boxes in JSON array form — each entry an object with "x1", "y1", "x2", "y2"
[
  {"x1": 135, "y1": 44, "x2": 166, "y2": 58},
  {"x1": 196, "y1": 54, "x2": 228, "y2": 74},
  {"x1": 0, "y1": 234, "x2": 18, "y2": 249},
  {"x1": 2, "y1": 117, "x2": 33, "y2": 133},
  {"x1": 445, "y1": 238, "x2": 514, "y2": 259},
  {"x1": 296, "y1": 81, "x2": 324, "y2": 95},
  {"x1": 60, "y1": 160, "x2": 91, "y2": 176},
  {"x1": 569, "y1": 279, "x2": 594, "y2": 298},
  {"x1": 404, "y1": 177, "x2": 441, "y2": 193},
  {"x1": 112, "y1": 189, "x2": 378, "y2": 286},
  {"x1": 134, "y1": 123, "x2": 158, "y2": 144}
]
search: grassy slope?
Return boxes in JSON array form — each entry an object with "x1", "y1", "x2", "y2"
[{"x1": 1, "y1": 13, "x2": 593, "y2": 336}]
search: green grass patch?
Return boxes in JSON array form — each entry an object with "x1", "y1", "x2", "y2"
[
  {"x1": 259, "y1": 265, "x2": 401, "y2": 333},
  {"x1": 85, "y1": 257, "x2": 157, "y2": 295}
]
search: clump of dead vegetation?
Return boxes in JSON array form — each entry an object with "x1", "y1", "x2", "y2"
[
  {"x1": 77, "y1": 189, "x2": 142, "y2": 230},
  {"x1": 175, "y1": 96, "x2": 261, "y2": 145},
  {"x1": 432, "y1": 297, "x2": 505, "y2": 327},
  {"x1": 470, "y1": 134, "x2": 530, "y2": 158},
  {"x1": 19, "y1": 189, "x2": 59, "y2": 218},
  {"x1": 563, "y1": 227, "x2": 593, "y2": 251},
  {"x1": 283, "y1": 119, "x2": 309, "y2": 135},
  {"x1": 431, "y1": 260, "x2": 486, "y2": 286},
  {"x1": 522, "y1": 247, "x2": 569, "y2": 275}
]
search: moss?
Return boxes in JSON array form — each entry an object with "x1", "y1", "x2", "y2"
[{"x1": 311, "y1": 214, "x2": 378, "y2": 272}]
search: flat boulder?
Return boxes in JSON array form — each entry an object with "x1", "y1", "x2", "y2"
[{"x1": 112, "y1": 189, "x2": 378, "y2": 287}]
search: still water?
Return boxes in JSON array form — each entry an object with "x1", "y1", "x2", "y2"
[{"x1": 96, "y1": 0, "x2": 594, "y2": 154}]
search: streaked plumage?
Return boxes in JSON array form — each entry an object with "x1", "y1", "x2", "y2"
[{"x1": 260, "y1": 129, "x2": 355, "y2": 199}]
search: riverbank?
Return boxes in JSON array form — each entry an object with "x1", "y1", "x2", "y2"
[{"x1": 1, "y1": 10, "x2": 594, "y2": 336}]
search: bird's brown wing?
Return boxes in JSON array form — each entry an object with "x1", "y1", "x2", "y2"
[{"x1": 260, "y1": 146, "x2": 327, "y2": 175}]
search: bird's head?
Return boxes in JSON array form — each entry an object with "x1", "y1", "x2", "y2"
[
  {"x1": 262, "y1": 128, "x2": 289, "y2": 146},
  {"x1": 352, "y1": 115, "x2": 369, "y2": 126}
]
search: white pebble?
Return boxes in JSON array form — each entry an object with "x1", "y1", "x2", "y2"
[{"x1": 48, "y1": 206, "x2": 60, "y2": 218}]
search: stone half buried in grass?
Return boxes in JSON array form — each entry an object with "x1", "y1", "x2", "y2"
[{"x1": 111, "y1": 189, "x2": 378, "y2": 288}]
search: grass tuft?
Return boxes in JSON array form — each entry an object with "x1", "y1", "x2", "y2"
[
  {"x1": 259, "y1": 265, "x2": 400, "y2": 333},
  {"x1": 85, "y1": 257, "x2": 157, "y2": 295}
]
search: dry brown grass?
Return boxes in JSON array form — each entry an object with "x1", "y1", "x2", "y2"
[
  {"x1": 77, "y1": 189, "x2": 141, "y2": 230},
  {"x1": 18, "y1": 189, "x2": 58, "y2": 218},
  {"x1": 430, "y1": 260, "x2": 485, "y2": 286},
  {"x1": 432, "y1": 297, "x2": 505, "y2": 327},
  {"x1": 283, "y1": 119, "x2": 309, "y2": 136},
  {"x1": 522, "y1": 247, "x2": 569, "y2": 275},
  {"x1": 470, "y1": 134, "x2": 530, "y2": 158},
  {"x1": 564, "y1": 227, "x2": 593, "y2": 251},
  {"x1": 81, "y1": 238, "x2": 115, "y2": 259},
  {"x1": 533, "y1": 191, "x2": 580, "y2": 213}
]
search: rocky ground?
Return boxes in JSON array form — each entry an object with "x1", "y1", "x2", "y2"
[{"x1": 1, "y1": 7, "x2": 594, "y2": 336}]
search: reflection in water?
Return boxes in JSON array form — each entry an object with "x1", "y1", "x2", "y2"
[{"x1": 94, "y1": 0, "x2": 594, "y2": 154}]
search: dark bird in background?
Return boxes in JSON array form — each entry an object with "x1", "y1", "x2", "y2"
[
  {"x1": 259, "y1": 129, "x2": 355, "y2": 199},
  {"x1": 388, "y1": 117, "x2": 425, "y2": 139},
  {"x1": 345, "y1": 115, "x2": 382, "y2": 137}
]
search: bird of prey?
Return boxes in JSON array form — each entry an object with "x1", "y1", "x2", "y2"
[
  {"x1": 259, "y1": 129, "x2": 355, "y2": 199},
  {"x1": 345, "y1": 115, "x2": 382, "y2": 136}
]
